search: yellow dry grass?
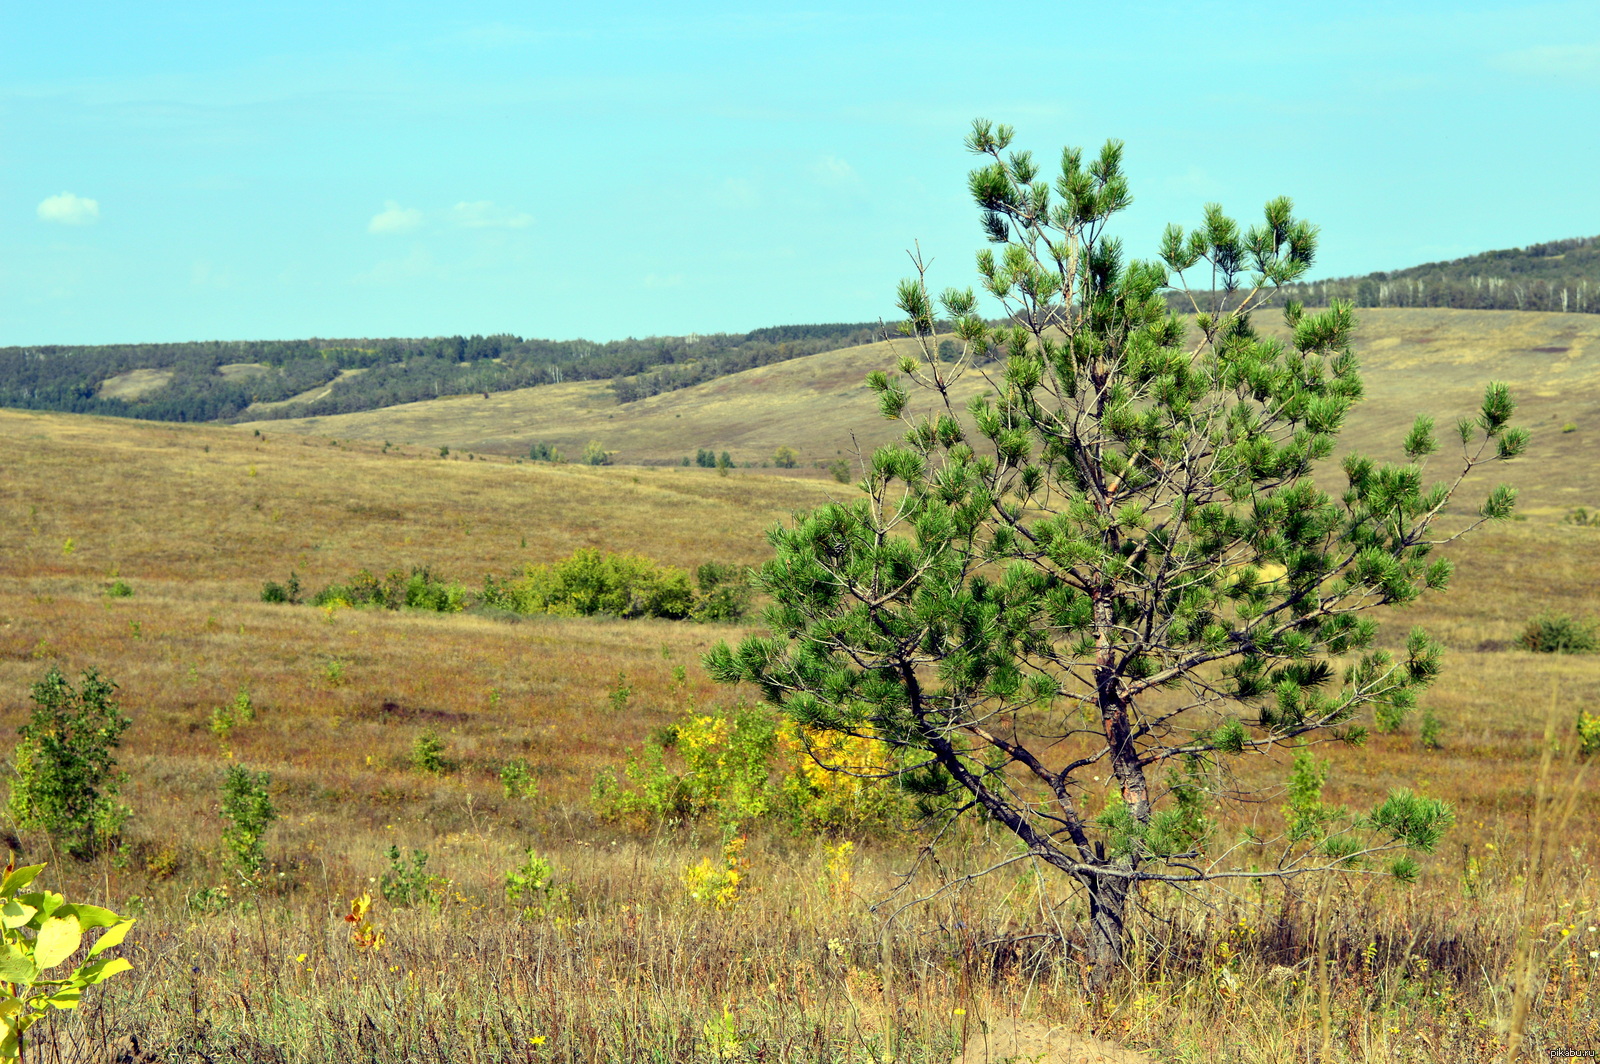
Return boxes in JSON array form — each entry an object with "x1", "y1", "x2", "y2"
[{"x1": 1, "y1": 370, "x2": 1598, "y2": 1061}]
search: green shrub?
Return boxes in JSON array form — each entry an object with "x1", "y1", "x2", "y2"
[
  {"x1": 695, "y1": 448, "x2": 716, "y2": 468},
  {"x1": 1577, "y1": 711, "x2": 1600, "y2": 757},
  {"x1": 259, "y1": 572, "x2": 301, "y2": 604},
  {"x1": 7, "y1": 668, "x2": 132, "y2": 858},
  {"x1": 209, "y1": 690, "x2": 256, "y2": 740},
  {"x1": 772, "y1": 446, "x2": 798, "y2": 469},
  {"x1": 692, "y1": 562, "x2": 753, "y2": 623},
  {"x1": 499, "y1": 759, "x2": 538, "y2": 800},
  {"x1": 105, "y1": 579, "x2": 133, "y2": 599},
  {"x1": 1520, "y1": 612, "x2": 1598, "y2": 653},
  {"x1": 1562, "y1": 421, "x2": 1578, "y2": 433},
  {"x1": 580, "y1": 440, "x2": 613, "y2": 466},
  {"x1": 379, "y1": 846, "x2": 445, "y2": 908},
  {"x1": 409, "y1": 729, "x2": 454, "y2": 774},
  {"x1": 508, "y1": 844, "x2": 566, "y2": 902},
  {"x1": 219, "y1": 765, "x2": 275, "y2": 876},
  {"x1": 594, "y1": 703, "x2": 777, "y2": 830},
  {"x1": 487, "y1": 548, "x2": 694, "y2": 619},
  {"x1": 1565, "y1": 507, "x2": 1600, "y2": 527},
  {"x1": 828, "y1": 459, "x2": 851, "y2": 484},
  {"x1": 528, "y1": 441, "x2": 562, "y2": 462},
  {"x1": 312, "y1": 567, "x2": 467, "y2": 612}
]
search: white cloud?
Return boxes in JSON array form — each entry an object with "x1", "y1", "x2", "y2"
[
  {"x1": 643, "y1": 273, "x2": 684, "y2": 289},
  {"x1": 810, "y1": 154, "x2": 860, "y2": 188},
  {"x1": 449, "y1": 200, "x2": 533, "y2": 229},
  {"x1": 368, "y1": 201, "x2": 423, "y2": 234},
  {"x1": 1493, "y1": 42, "x2": 1600, "y2": 79},
  {"x1": 37, "y1": 192, "x2": 100, "y2": 225}
]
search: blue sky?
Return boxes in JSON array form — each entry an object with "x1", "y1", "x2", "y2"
[{"x1": 3, "y1": 1, "x2": 1597, "y2": 345}]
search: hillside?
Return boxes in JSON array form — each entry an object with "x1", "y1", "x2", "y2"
[
  {"x1": 0, "y1": 323, "x2": 880, "y2": 423},
  {"x1": 238, "y1": 307, "x2": 1600, "y2": 518},
  {"x1": 1228, "y1": 234, "x2": 1600, "y2": 314}
]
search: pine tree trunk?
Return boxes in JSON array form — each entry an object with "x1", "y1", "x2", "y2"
[{"x1": 1083, "y1": 866, "x2": 1135, "y2": 991}]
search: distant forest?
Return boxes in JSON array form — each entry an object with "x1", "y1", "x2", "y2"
[
  {"x1": 0, "y1": 323, "x2": 884, "y2": 424},
  {"x1": 1167, "y1": 234, "x2": 1600, "y2": 315},
  {"x1": 5, "y1": 235, "x2": 1597, "y2": 426}
]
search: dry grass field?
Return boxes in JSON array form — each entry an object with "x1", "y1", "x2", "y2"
[{"x1": 2, "y1": 308, "x2": 1599, "y2": 1064}]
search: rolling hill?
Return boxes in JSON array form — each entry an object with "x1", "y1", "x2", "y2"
[{"x1": 235, "y1": 307, "x2": 1600, "y2": 518}]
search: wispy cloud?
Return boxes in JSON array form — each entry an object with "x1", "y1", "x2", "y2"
[
  {"x1": 368, "y1": 200, "x2": 423, "y2": 234},
  {"x1": 643, "y1": 272, "x2": 683, "y2": 289},
  {"x1": 810, "y1": 154, "x2": 861, "y2": 190},
  {"x1": 1493, "y1": 42, "x2": 1600, "y2": 79},
  {"x1": 449, "y1": 200, "x2": 533, "y2": 229},
  {"x1": 37, "y1": 192, "x2": 100, "y2": 225}
]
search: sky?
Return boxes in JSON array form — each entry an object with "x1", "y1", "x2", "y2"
[{"x1": 2, "y1": 1, "x2": 1597, "y2": 346}]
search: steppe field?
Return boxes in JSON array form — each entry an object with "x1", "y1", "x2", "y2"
[{"x1": 2, "y1": 307, "x2": 1598, "y2": 1063}]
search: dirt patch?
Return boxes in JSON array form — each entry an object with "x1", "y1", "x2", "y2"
[
  {"x1": 362, "y1": 700, "x2": 468, "y2": 724},
  {"x1": 1533, "y1": 346, "x2": 1572, "y2": 354},
  {"x1": 955, "y1": 1019, "x2": 1152, "y2": 1064}
]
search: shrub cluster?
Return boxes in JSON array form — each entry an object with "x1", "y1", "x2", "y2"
[
  {"x1": 312, "y1": 567, "x2": 468, "y2": 613},
  {"x1": 1520, "y1": 612, "x2": 1598, "y2": 654},
  {"x1": 482, "y1": 549, "x2": 752, "y2": 622},
  {"x1": 592, "y1": 700, "x2": 908, "y2": 835}
]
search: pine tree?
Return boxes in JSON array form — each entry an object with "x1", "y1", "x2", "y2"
[{"x1": 706, "y1": 120, "x2": 1527, "y2": 987}]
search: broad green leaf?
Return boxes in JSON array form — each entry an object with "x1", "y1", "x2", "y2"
[
  {"x1": 32, "y1": 916, "x2": 82, "y2": 971},
  {"x1": 45, "y1": 987, "x2": 81, "y2": 1010},
  {"x1": 0, "y1": 947, "x2": 36, "y2": 987},
  {"x1": 74, "y1": 956, "x2": 131, "y2": 985},
  {"x1": 86, "y1": 919, "x2": 134, "y2": 958},
  {"x1": 0, "y1": 904, "x2": 34, "y2": 931},
  {"x1": 0, "y1": 996, "x2": 20, "y2": 1019},
  {"x1": 18, "y1": 892, "x2": 63, "y2": 922},
  {"x1": 62, "y1": 904, "x2": 120, "y2": 930},
  {"x1": 0, "y1": 867, "x2": 43, "y2": 899}
]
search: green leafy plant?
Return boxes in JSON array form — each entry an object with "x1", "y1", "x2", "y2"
[
  {"x1": 219, "y1": 766, "x2": 276, "y2": 877},
  {"x1": 7, "y1": 668, "x2": 132, "y2": 859},
  {"x1": 379, "y1": 846, "x2": 445, "y2": 908},
  {"x1": 504, "y1": 850, "x2": 565, "y2": 916},
  {"x1": 827, "y1": 459, "x2": 851, "y2": 484},
  {"x1": 772, "y1": 446, "x2": 799, "y2": 469},
  {"x1": 209, "y1": 690, "x2": 256, "y2": 741},
  {"x1": 104, "y1": 580, "x2": 132, "y2": 599},
  {"x1": 0, "y1": 862, "x2": 136, "y2": 1060},
  {"x1": 580, "y1": 440, "x2": 613, "y2": 466},
  {"x1": 1577, "y1": 711, "x2": 1600, "y2": 757},
  {"x1": 1520, "y1": 612, "x2": 1597, "y2": 654},
  {"x1": 594, "y1": 704, "x2": 777, "y2": 831},
  {"x1": 499, "y1": 759, "x2": 538, "y2": 800}
]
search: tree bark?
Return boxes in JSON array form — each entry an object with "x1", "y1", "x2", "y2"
[{"x1": 1082, "y1": 866, "x2": 1135, "y2": 991}]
